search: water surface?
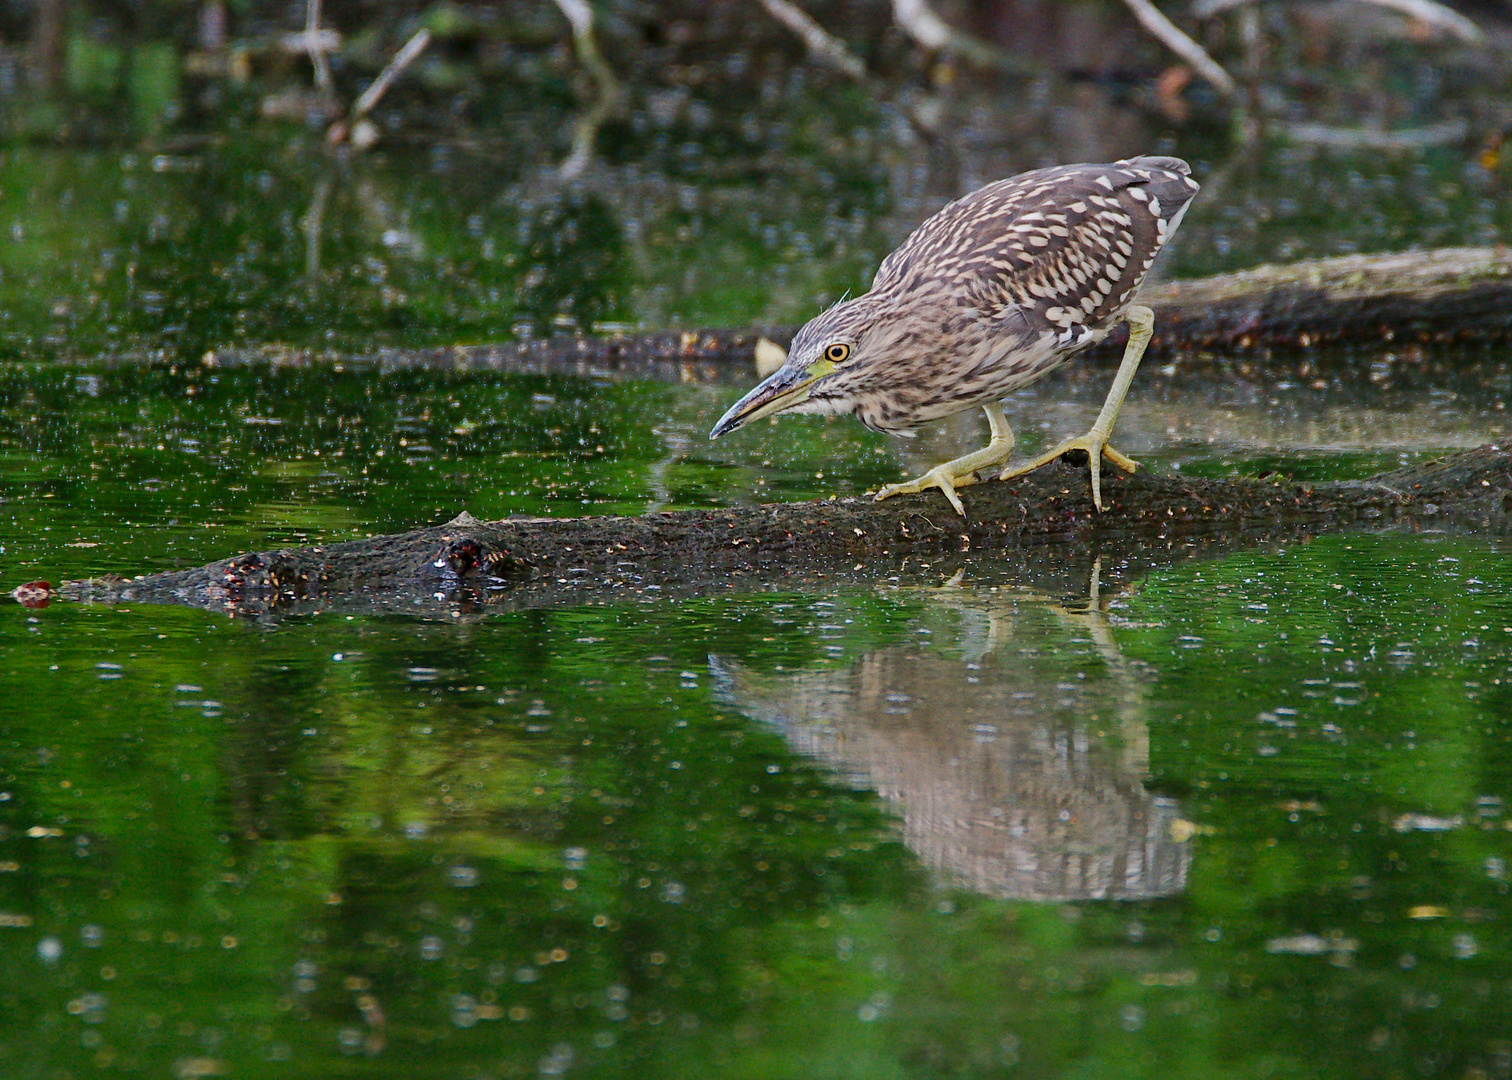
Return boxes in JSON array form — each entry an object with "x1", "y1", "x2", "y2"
[
  {"x1": 5, "y1": 51, "x2": 1512, "y2": 1074},
  {"x1": 4, "y1": 354, "x2": 1512, "y2": 1077}
]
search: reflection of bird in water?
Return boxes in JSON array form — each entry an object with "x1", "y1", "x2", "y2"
[
  {"x1": 709, "y1": 158, "x2": 1200, "y2": 515},
  {"x1": 709, "y1": 575, "x2": 1190, "y2": 901}
]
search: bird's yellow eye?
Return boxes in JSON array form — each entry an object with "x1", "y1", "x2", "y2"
[{"x1": 825, "y1": 343, "x2": 852, "y2": 363}]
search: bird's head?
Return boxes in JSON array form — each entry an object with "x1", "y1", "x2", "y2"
[{"x1": 708, "y1": 297, "x2": 882, "y2": 439}]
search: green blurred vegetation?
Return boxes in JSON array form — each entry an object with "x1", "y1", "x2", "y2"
[{"x1": 6, "y1": 137, "x2": 1512, "y2": 366}]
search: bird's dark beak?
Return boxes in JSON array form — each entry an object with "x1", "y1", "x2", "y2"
[{"x1": 708, "y1": 356, "x2": 837, "y2": 439}]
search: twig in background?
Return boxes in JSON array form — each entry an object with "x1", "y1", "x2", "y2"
[
  {"x1": 1120, "y1": 0, "x2": 1235, "y2": 96},
  {"x1": 1192, "y1": 0, "x2": 1484, "y2": 44},
  {"x1": 198, "y1": 0, "x2": 227, "y2": 52},
  {"x1": 25, "y1": 0, "x2": 66, "y2": 91},
  {"x1": 553, "y1": 0, "x2": 619, "y2": 89},
  {"x1": 304, "y1": 0, "x2": 334, "y2": 97},
  {"x1": 890, "y1": 0, "x2": 1039, "y2": 74},
  {"x1": 553, "y1": 0, "x2": 626, "y2": 179},
  {"x1": 352, "y1": 28, "x2": 432, "y2": 118},
  {"x1": 1280, "y1": 118, "x2": 1469, "y2": 148},
  {"x1": 324, "y1": 27, "x2": 430, "y2": 148},
  {"x1": 300, "y1": 175, "x2": 333, "y2": 286},
  {"x1": 755, "y1": 0, "x2": 866, "y2": 80},
  {"x1": 755, "y1": 0, "x2": 1037, "y2": 79}
]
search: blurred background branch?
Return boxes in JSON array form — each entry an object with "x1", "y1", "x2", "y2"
[
  {"x1": 1192, "y1": 0, "x2": 1485, "y2": 44},
  {"x1": 301, "y1": 0, "x2": 336, "y2": 98},
  {"x1": 1122, "y1": 0, "x2": 1236, "y2": 96},
  {"x1": 755, "y1": 0, "x2": 867, "y2": 80},
  {"x1": 4, "y1": 0, "x2": 1502, "y2": 157},
  {"x1": 552, "y1": 0, "x2": 626, "y2": 177},
  {"x1": 3, "y1": 0, "x2": 1510, "y2": 345}
]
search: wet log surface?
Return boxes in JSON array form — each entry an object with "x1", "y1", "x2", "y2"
[{"x1": 42, "y1": 445, "x2": 1512, "y2": 618}]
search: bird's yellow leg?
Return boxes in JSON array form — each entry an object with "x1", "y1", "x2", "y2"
[
  {"x1": 874, "y1": 402, "x2": 1015, "y2": 517},
  {"x1": 997, "y1": 304, "x2": 1154, "y2": 511}
]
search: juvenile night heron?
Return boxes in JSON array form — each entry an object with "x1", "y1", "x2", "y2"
[{"x1": 709, "y1": 157, "x2": 1199, "y2": 515}]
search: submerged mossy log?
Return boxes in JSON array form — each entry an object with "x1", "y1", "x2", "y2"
[
  {"x1": 39, "y1": 445, "x2": 1512, "y2": 617},
  {"x1": 203, "y1": 246, "x2": 1512, "y2": 378},
  {"x1": 1140, "y1": 246, "x2": 1512, "y2": 351}
]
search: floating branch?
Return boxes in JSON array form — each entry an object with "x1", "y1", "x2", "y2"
[
  {"x1": 1140, "y1": 246, "x2": 1512, "y2": 350},
  {"x1": 1276, "y1": 119, "x2": 1468, "y2": 149},
  {"x1": 32, "y1": 446, "x2": 1512, "y2": 617}
]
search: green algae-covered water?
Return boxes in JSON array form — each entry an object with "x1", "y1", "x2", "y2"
[
  {"x1": 5, "y1": 354, "x2": 1512, "y2": 1078},
  {"x1": 5, "y1": 124, "x2": 1512, "y2": 1078}
]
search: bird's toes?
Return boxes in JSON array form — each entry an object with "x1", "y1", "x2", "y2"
[
  {"x1": 875, "y1": 470, "x2": 968, "y2": 517},
  {"x1": 1101, "y1": 444, "x2": 1139, "y2": 473}
]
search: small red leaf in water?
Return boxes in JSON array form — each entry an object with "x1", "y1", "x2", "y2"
[{"x1": 12, "y1": 581, "x2": 53, "y2": 609}]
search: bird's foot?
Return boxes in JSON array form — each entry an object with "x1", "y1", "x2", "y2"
[
  {"x1": 996, "y1": 429, "x2": 1138, "y2": 512},
  {"x1": 875, "y1": 462, "x2": 981, "y2": 518},
  {"x1": 873, "y1": 403, "x2": 1016, "y2": 518}
]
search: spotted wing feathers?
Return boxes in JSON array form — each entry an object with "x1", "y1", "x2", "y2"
[{"x1": 872, "y1": 157, "x2": 1199, "y2": 335}]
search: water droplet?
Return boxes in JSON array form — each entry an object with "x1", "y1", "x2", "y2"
[
  {"x1": 538, "y1": 1043, "x2": 575, "y2": 1076},
  {"x1": 451, "y1": 995, "x2": 478, "y2": 1027}
]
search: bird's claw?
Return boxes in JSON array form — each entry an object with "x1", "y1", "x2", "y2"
[
  {"x1": 997, "y1": 430, "x2": 1138, "y2": 512},
  {"x1": 874, "y1": 464, "x2": 978, "y2": 517}
]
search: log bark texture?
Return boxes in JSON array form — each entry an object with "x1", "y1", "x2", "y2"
[{"x1": 42, "y1": 445, "x2": 1512, "y2": 618}]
